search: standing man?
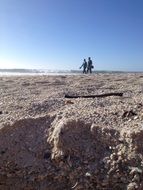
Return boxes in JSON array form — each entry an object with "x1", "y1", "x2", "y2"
[
  {"x1": 87, "y1": 57, "x2": 94, "y2": 73},
  {"x1": 80, "y1": 59, "x2": 87, "y2": 74}
]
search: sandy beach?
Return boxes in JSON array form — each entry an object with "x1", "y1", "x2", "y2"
[{"x1": 0, "y1": 73, "x2": 143, "y2": 190}]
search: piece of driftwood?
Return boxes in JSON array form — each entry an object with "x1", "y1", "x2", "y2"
[{"x1": 65, "y1": 92, "x2": 123, "y2": 99}]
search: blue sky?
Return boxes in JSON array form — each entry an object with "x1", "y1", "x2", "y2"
[{"x1": 0, "y1": 0, "x2": 143, "y2": 71}]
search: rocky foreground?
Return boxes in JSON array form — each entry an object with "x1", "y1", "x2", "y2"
[{"x1": 0, "y1": 73, "x2": 143, "y2": 190}]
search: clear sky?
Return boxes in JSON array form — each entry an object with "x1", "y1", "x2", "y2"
[{"x1": 0, "y1": 0, "x2": 143, "y2": 71}]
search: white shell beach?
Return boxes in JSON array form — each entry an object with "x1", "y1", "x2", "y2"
[{"x1": 0, "y1": 73, "x2": 143, "y2": 189}]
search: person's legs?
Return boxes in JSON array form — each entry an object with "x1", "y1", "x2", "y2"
[{"x1": 84, "y1": 67, "x2": 87, "y2": 74}]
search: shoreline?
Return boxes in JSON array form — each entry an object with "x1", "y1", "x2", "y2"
[{"x1": 0, "y1": 71, "x2": 143, "y2": 77}]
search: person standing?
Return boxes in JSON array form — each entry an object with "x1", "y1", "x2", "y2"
[
  {"x1": 87, "y1": 57, "x2": 93, "y2": 73},
  {"x1": 80, "y1": 59, "x2": 87, "y2": 74}
]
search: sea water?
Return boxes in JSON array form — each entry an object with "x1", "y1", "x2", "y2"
[{"x1": 0, "y1": 69, "x2": 80, "y2": 76}]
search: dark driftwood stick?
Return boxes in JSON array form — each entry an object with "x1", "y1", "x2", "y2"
[{"x1": 65, "y1": 92, "x2": 123, "y2": 99}]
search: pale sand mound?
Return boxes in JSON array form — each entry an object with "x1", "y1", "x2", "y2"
[
  {"x1": 48, "y1": 118, "x2": 143, "y2": 190},
  {"x1": 0, "y1": 116, "x2": 143, "y2": 190}
]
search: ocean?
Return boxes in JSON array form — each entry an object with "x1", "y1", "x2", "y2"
[
  {"x1": 0, "y1": 69, "x2": 138, "y2": 76},
  {"x1": 0, "y1": 69, "x2": 80, "y2": 76}
]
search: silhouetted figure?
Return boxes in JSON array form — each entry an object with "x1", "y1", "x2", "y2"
[
  {"x1": 87, "y1": 57, "x2": 93, "y2": 73},
  {"x1": 80, "y1": 59, "x2": 87, "y2": 74}
]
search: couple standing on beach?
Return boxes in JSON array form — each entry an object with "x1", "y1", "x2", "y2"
[{"x1": 80, "y1": 57, "x2": 94, "y2": 74}]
